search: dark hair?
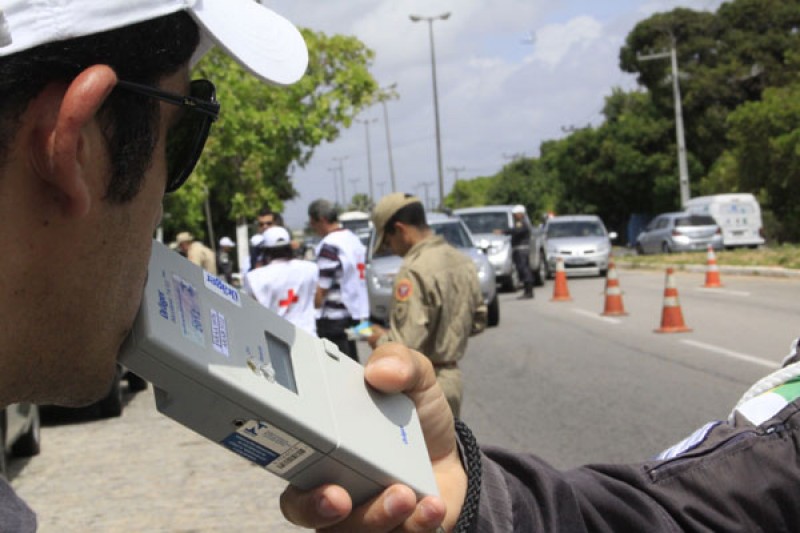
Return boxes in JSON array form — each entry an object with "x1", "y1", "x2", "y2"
[
  {"x1": 385, "y1": 201, "x2": 427, "y2": 236},
  {"x1": 0, "y1": 12, "x2": 199, "y2": 202},
  {"x1": 308, "y1": 199, "x2": 338, "y2": 223},
  {"x1": 265, "y1": 245, "x2": 294, "y2": 262},
  {"x1": 258, "y1": 207, "x2": 274, "y2": 218}
]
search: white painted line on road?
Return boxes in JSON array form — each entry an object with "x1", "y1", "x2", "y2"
[
  {"x1": 680, "y1": 339, "x2": 779, "y2": 370},
  {"x1": 695, "y1": 287, "x2": 751, "y2": 297},
  {"x1": 571, "y1": 308, "x2": 622, "y2": 325}
]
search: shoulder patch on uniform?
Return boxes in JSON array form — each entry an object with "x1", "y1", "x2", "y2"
[{"x1": 395, "y1": 278, "x2": 414, "y2": 302}]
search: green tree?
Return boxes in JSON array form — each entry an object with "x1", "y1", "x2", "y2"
[
  {"x1": 163, "y1": 29, "x2": 379, "y2": 241},
  {"x1": 445, "y1": 176, "x2": 494, "y2": 208},
  {"x1": 348, "y1": 193, "x2": 372, "y2": 212}
]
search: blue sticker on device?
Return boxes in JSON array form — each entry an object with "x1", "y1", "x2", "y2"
[{"x1": 173, "y1": 275, "x2": 205, "y2": 347}]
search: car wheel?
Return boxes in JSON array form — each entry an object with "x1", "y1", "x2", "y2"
[
  {"x1": 661, "y1": 242, "x2": 672, "y2": 254},
  {"x1": 635, "y1": 243, "x2": 645, "y2": 255},
  {"x1": 11, "y1": 406, "x2": 40, "y2": 458},
  {"x1": 97, "y1": 371, "x2": 123, "y2": 418},
  {"x1": 487, "y1": 295, "x2": 500, "y2": 327},
  {"x1": 544, "y1": 254, "x2": 554, "y2": 280},
  {"x1": 126, "y1": 372, "x2": 148, "y2": 392},
  {"x1": 533, "y1": 258, "x2": 546, "y2": 287}
]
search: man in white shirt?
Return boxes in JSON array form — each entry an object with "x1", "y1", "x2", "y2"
[
  {"x1": 244, "y1": 227, "x2": 319, "y2": 335},
  {"x1": 308, "y1": 199, "x2": 369, "y2": 361}
]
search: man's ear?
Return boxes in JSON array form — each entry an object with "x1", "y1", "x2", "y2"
[{"x1": 44, "y1": 65, "x2": 118, "y2": 218}]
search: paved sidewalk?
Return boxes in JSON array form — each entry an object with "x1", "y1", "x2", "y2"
[{"x1": 11, "y1": 390, "x2": 305, "y2": 533}]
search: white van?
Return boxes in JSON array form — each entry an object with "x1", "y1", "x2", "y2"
[{"x1": 684, "y1": 193, "x2": 765, "y2": 248}]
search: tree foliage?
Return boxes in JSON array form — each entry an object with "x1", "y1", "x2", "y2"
[
  {"x1": 447, "y1": 0, "x2": 800, "y2": 243},
  {"x1": 163, "y1": 29, "x2": 379, "y2": 241}
]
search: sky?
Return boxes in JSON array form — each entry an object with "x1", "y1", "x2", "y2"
[{"x1": 265, "y1": 0, "x2": 726, "y2": 228}]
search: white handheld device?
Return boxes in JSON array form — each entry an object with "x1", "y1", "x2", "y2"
[{"x1": 119, "y1": 241, "x2": 438, "y2": 504}]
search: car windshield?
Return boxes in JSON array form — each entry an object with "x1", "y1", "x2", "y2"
[
  {"x1": 675, "y1": 215, "x2": 716, "y2": 227},
  {"x1": 546, "y1": 221, "x2": 605, "y2": 238},
  {"x1": 458, "y1": 212, "x2": 509, "y2": 234},
  {"x1": 370, "y1": 220, "x2": 472, "y2": 259},
  {"x1": 431, "y1": 221, "x2": 473, "y2": 248}
]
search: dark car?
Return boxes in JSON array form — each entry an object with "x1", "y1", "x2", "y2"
[
  {"x1": 1, "y1": 403, "x2": 41, "y2": 477},
  {"x1": 636, "y1": 212, "x2": 723, "y2": 255}
]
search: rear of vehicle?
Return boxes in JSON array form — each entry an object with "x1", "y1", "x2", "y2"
[
  {"x1": 684, "y1": 194, "x2": 765, "y2": 248},
  {"x1": 636, "y1": 213, "x2": 722, "y2": 254}
]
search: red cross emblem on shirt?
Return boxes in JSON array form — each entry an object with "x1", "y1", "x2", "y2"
[
  {"x1": 357, "y1": 263, "x2": 366, "y2": 280},
  {"x1": 279, "y1": 289, "x2": 299, "y2": 308}
]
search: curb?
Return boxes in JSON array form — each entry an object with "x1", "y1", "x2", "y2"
[{"x1": 614, "y1": 261, "x2": 800, "y2": 279}]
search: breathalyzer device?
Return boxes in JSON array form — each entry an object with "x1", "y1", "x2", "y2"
[{"x1": 119, "y1": 241, "x2": 438, "y2": 505}]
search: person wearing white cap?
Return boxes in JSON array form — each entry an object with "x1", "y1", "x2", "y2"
[
  {"x1": 176, "y1": 231, "x2": 217, "y2": 275},
  {"x1": 243, "y1": 226, "x2": 319, "y2": 335},
  {"x1": 217, "y1": 236, "x2": 236, "y2": 284},
  {"x1": 498, "y1": 204, "x2": 535, "y2": 299}
]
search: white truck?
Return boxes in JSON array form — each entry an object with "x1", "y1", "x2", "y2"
[{"x1": 683, "y1": 193, "x2": 765, "y2": 249}]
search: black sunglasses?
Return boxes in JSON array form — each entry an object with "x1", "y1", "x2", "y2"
[{"x1": 115, "y1": 79, "x2": 220, "y2": 193}]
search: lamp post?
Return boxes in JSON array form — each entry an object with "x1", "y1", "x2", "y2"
[
  {"x1": 355, "y1": 117, "x2": 378, "y2": 204},
  {"x1": 332, "y1": 156, "x2": 348, "y2": 206},
  {"x1": 638, "y1": 34, "x2": 690, "y2": 207},
  {"x1": 410, "y1": 12, "x2": 450, "y2": 209},
  {"x1": 327, "y1": 167, "x2": 341, "y2": 205},
  {"x1": 378, "y1": 83, "x2": 398, "y2": 193}
]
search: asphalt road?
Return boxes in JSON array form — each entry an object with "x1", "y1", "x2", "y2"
[{"x1": 8, "y1": 268, "x2": 800, "y2": 531}]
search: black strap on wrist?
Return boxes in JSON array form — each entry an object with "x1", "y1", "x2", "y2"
[{"x1": 453, "y1": 419, "x2": 482, "y2": 533}]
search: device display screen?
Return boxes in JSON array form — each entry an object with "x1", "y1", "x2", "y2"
[{"x1": 265, "y1": 331, "x2": 298, "y2": 394}]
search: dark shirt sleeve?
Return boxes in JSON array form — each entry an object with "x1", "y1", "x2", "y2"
[{"x1": 503, "y1": 224, "x2": 530, "y2": 246}]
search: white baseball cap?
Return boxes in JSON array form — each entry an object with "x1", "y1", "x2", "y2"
[
  {"x1": 219, "y1": 236, "x2": 235, "y2": 248},
  {"x1": 0, "y1": 0, "x2": 308, "y2": 86},
  {"x1": 262, "y1": 226, "x2": 291, "y2": 248},
  {"x1": 512, "y1": 204, "x2": 526, "y2": 214}
]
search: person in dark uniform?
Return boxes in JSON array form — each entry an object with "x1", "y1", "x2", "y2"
[{"x1": 501, "y1": 204, "x2": 535, "y2": 299}]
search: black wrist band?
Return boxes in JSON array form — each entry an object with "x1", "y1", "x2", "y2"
[{"x1": 453, "y1": 419, "x2": 481, "y2": 533}]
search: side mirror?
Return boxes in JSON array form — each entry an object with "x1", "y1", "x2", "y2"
[
  {"x1": 608, "y1": 231, "x2": 618, "y2": 241},
  {"x1": 477, "y1": 238, "x2": 491, "y2": 253}
]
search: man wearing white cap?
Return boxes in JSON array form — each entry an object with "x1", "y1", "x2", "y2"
[
  {"x1": 217, "y1": 236, "x2": 236, "y2": 284},
  {"x1": 243, "y1": 227, "x2": 318, "y2": 335},
  {"x1": 503, "y1": 204, "x2": 535, "y2": 299}
]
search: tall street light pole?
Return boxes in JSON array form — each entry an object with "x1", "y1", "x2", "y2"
[
  {"x1": 355, "y1": 117, "x2": 378, "y2": 205},
  {"x1": 638, "y1": 35, "x2": 690, "y2": 207},
  {"x1": 379, "y1": 82, "x2": 398, "y2": 193},
  {"x1": 327, "y1": 167, "x2": 341, "y2": 205},
  {"x1": 332, "y1": 156, "x2": 348, "y2": 205},
  {"x1": 410, "y1": 12, "x2": 450, "y2": 209}
]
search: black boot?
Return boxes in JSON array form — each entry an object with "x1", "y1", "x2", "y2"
[{"x1": 519, "y1": 285, "x2": 534, "y2": 299}]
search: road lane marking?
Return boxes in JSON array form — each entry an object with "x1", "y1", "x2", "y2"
[
  {"x1": 695, "y1": 288, "x2": 751, "y2": 297},
  {"x1": 680, "y1": 339, "x2": 779, "y2": 370},
  {"x1": 571, "y1": 308, "x2": 622, "y2": 325}
]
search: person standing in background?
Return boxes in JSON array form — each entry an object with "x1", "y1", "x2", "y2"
[
  {"x1": 244, "y1": 227, "x2": 319, "y2": 335},
  {"x1": 176, "y1": 232, "x2": 217, "y2": 274},
  {"x1": 217, "y1": 236, "x2": 236, "y2": 284},
  {"x1": 308, "y1": 199, "x2": 369, "y2": 362},
  {"x1": 366, "y1": 193, "x2": 487, "y2": 417}
]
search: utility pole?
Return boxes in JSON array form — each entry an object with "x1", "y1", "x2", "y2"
[
  {"x1": 447, "y1": 166, "x2": 466, "y2": 184},
  {"x1": 415, "y1": 181, "x2": 435, "y2": 210},
  {"x1": 327, "y1": 167, "x2": 341, "y2": 205},
  {"x1": 638, "y1": 35, "x2": 690, "y2": 207},
  {"x1": 348, "y1": 178, "x2": 360, "y2": 203},
  {"x1": 410, "y1": 12, "x2": 450, "y2": 209},
  {"x1": 379, "y1": 83, "x2": 399, "y2": 193},
  {"x1": 332, "y1": 156, "x2": 348, "y2": 207},
  {"x1": 378, "y1": 181, "x2": 387, "y2": 198},
  {"x1": 355, "y1": 117, "x2": 378, "y2": 204}
]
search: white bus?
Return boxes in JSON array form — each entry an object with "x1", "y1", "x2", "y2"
[{"x1": 684, "y1": 193, "x2": 765, "y2": 248}]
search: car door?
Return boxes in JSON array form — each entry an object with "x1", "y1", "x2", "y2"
[{"x1": 639, "y1": 217, "x2": 661, "y2": 254}]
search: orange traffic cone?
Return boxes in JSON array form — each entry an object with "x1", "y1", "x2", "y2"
[
  {"x1": 703, "y1": 245, "x2": 723, "y2": 288},
  {"x1": 550, "y1": 257, "x2": 572, "y2": 301},
  {"x1": 601, "y1": 260, "x2": 627, "y2": 316},
  {"x1": 655, "y1": 268, "x2": 692, "y2": 333}
]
